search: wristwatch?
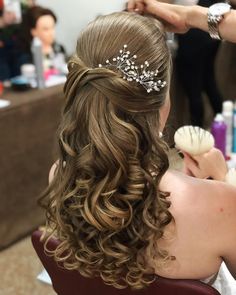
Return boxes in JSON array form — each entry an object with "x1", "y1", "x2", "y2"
[{"x1": 207, "y1": 2, "x2": 231, "y2": 40}]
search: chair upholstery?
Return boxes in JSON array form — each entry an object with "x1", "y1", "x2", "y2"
[{"x1": 32, "y1": 230, "x2": 220, "y2": 295}]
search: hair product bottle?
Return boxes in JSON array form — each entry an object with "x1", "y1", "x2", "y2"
[
  {"x1": 222, "y1": 100, "x2": 234, "y2": 158},
  {"x1": 211, "y1": 113, "x2": 227, "y2": 158},
  {"x1": 233, "y1": 102, "x2": 236, "y2": 154},
  {"x1": 0, "y1": 81, "x2": 3, "y2": 97},
  {"x1": 31, "y1": 37, "x2": 45, "y2": 89}
]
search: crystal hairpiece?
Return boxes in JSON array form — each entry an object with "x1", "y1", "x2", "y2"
[{"x1": 98, "y1": 45, "x2": 167, "y2": 93}]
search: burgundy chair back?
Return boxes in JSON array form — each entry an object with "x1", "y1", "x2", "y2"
[{"x1": 32, "y1": 230, "x2": 220, "y2": 295}]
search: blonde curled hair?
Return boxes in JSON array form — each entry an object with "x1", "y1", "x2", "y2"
[{"x1": 41, "y1": 12, "x2": 173, "y2": 290}]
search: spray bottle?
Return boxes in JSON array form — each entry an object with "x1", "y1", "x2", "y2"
[
  {"x1": 233, "y1": 101, "x2": 236, "y2": 154},
  {"x1": 222, "y1": 100, "x2": 234, "y2": 158},
  {"x1": 31, "y1": 37, "x2": 45, "y2": 89},
  {"x1": 211, "y1": 113, "x2": 227, "y2": 158}
]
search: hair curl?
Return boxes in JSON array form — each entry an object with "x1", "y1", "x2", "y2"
[{"x1": 40, "y1": 12, "x2": 173, "y2": 290}]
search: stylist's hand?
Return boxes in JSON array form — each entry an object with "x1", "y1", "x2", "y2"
[
  {"x1": 127, "y1": 0, "x2": 145, "y2": 13},
  {"x1": 183, "y1": 148, "x2": 228, "y2": 181},
  {"x1": 128, "y1": 0, "x2": 191, "y2": 34}
]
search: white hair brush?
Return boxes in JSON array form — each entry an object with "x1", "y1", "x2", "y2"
[
  {"x1": 174, "y1": 126, "x2": 214, "y2": 156},
  {"x1": 174, "y1": 125, "x2": 236, "y2": 186}
]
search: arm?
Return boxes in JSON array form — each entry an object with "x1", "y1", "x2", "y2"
[
  {"x1": 182, "y1": 148, "x2": 228, "y2": 181},
  {"x1": 128, "y1": 0, "x2": 236, "y2": 43},
  {"x1": 188, "y1": 4, "x2": 236, "y2": 43}
]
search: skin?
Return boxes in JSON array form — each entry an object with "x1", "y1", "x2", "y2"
[
  {"x1": 155, "y1": 92, "x2": 236, "y2": 281},
  {"x1": 158, "y1": 170, "x2": 236, "y2": 280},
  {"x1": 128, "y1": 0, "x2": 236, "y2": 43},
  {"x1": 49, "y1": 92, "x2": 236, "y2": 283},
  {"x1": 182, "y1": 149, "x2": 228, "y2": 181},
  {"x1": 31, "y1": 15, "x2": 56, "y2": 55}
]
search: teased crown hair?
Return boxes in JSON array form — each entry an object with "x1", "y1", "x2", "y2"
[{"x1": 98, "y1": 45, "x2": 167, "y2": 93}]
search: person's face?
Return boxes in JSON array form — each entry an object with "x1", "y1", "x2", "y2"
[
  {"x1": 31, "y1": 15, "x2": 56, "y2": 47},
  {"x1": 159, "y1": 91, "x2": 171, "y2": 132},
  {"x1": 27, "y1": 0, "x2": 35, "y2": 6}
]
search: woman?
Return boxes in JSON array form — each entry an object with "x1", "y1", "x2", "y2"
[
  {"x1": 41, "y1": 12, "x2": 236, "y2": 292},
  {"x1": 20, "y1": 5, "x2": 66, "y2": 73},
  {"x1": 0, "y1": 0, "x2": 35, "y2": 80}
]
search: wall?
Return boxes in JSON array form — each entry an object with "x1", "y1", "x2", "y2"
[{"x1": 37, "y1": 0, "x2": 126, "y2": 55}]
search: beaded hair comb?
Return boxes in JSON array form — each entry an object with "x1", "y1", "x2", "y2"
[{"x1": 98, "y1": 45, "x2": 167, "y2": 93}]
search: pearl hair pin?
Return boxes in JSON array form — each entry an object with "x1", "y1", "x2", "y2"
[{"x1": 98, "y1": 45, "x2": 167, "y2": 93}]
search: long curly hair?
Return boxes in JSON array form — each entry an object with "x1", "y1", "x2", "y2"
[{"x1": 41, "y1": 12, "x2": 173, "y2": 290}]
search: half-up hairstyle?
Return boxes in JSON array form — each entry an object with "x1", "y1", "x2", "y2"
[{"x1": 41, "y1": 11, "x2": 172, "y2": 290}]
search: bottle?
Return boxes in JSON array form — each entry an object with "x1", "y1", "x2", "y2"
[
  {"x1": 233, "y1": 101, "x2": 236, "y2": 154},
  {"x1": 4, "y1": 0, "x2": 22, "y2": 24},
  {"x1": 31, "y1": 37, "x2": 45, "y2": 89},
  {"x1": 0, "y1": 81, "x2": 3, "y2": 97},
  {"x1": 222, "y1": 100, "x2": 234, "y2": 158},
  {"x1": 211, "y1": 113, "x2": 227, "y2": 157}
]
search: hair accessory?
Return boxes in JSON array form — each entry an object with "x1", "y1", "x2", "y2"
[{"x1": 98, "y1": 45, "x2": 166, "y2": 93}]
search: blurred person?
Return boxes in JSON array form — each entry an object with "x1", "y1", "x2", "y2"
[
  {"x1": 40, "y1": 12, "x2": 236, "y2": 294},
  {"x1": 0, "y1": 0, "x2": 35, "y2": 80},
  {"x1": 20, "y1": 5, "x2": 66, "y2": 75},
  {"x1": 175, "y1": 0, "x2": 223, "y2": 127}
]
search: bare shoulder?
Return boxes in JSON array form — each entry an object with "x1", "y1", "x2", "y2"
[
  {"x1": 158, "y1": 170, "x2": 236, "y2": 279},
  {"x1": 161, "y1": 169, "x2": 236, "y2": 244},
  {"x1": 161, "y1": 169, "x2": 236, "y2": 213}
]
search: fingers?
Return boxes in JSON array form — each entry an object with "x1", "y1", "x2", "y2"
[
  {"x1": 127, "y1": 0, "x2": 145, "y2": 13},
  {"x1": 135, "y1": 2, "x2": 145, "y2": 13},
  {"x1": 193, "y1": 148, "x2": 226, "y2": 166},
  {"x1": 182, "y1": 152, "x2": 206, "y2": 179},
  {"x1": 183, "y1": 148, "x2": 228, "y2": 180},
  {"x1": 127, "y1": 0, "x2": 135, "y2": 11},
  {"x1": 182, "y1": 152, "x2": 199, "y2": 167},
  {"x1": 183, "y1": 165, "x2": 194, "y2": 177},
  {"x1": 193, "y1": 148, "x2": 228, "y2": 181}
]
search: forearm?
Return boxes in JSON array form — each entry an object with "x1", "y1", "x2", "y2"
[
  {"x1": 143, "y1": 0, "x2": 236, "y2": 43},
  {"x1": 219, "y1": 9, "x2": 236, "y2": 42},
  {"x1": 187, "y1": 5, "x2": 208, "y2": 32},
  {"x1": 188, "y1": 5, "x2": 236, "y2": 43}
]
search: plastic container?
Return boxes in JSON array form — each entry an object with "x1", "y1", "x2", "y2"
[
  {"x1": 31, "y1": 37, "x2": 45, "y2": 89},
  {"x1": 21, "y1": 63, "x2": 36, "y2": 87},
  {"x1": 211, "y1": 113, "x2": 227, "y2": 157},
  {"x1": 222, "y1": 100, "x2": 234, "y2": 157},
  {"x1": 0, "y1": 81, "x2": 3, "y2": 96}
]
